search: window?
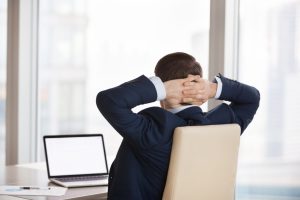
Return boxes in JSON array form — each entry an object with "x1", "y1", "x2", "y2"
[
  {"x1": 37, "y1": 0, "x2": 210, "y2": 163},
  {"x1": 236, "y1": 0, "x2": 300, "y2": 199},
  {"x1": 0, "y1": 0, "x2": 7, "y2": 166}
]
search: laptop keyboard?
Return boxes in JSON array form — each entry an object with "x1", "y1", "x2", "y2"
[{"x1": 56, "y1": 175, "x2": 108, "y2": 182}]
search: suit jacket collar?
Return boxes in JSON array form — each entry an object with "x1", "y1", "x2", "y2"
[{"x1": 175, "y1": 106, "x2": 205, "y2": 123}]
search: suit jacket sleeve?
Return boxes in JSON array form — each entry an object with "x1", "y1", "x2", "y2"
[
  {"x1": 96, "y1": 75, "x2": 158, "y2": 146},
  {"x1": 210, "y1": 74, "x2": 260, "y2": 134}
]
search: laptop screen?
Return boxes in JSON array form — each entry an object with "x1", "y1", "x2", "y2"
[{"x1": 44, "y1": 134, "x2": 108, "y2": 177}]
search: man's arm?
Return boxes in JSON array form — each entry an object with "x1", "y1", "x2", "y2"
[
  {"x1": 216, "y1": 74, "x2": 260, "y2": 133},
  {"x1": 96, "y1": 75, "x2": 199, "y2": 146},
  {"x1": 96, "y1": 75, "x2": 157, "y2": 146}
]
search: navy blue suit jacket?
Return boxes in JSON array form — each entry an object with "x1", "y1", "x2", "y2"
[{"x1": 96, "y1": 74, "x2": 260, "y2": 200}]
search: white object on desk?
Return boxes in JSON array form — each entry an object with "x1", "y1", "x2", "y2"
[{"x1": 0, "y1": 186, "x2": 67, "y2": 196}]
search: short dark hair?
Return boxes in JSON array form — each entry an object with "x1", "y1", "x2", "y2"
[{"x1": 154, "y1": 52, "x2": 202, "y2": 82}]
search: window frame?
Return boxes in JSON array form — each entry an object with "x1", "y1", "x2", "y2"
[{"x1": 6, "y1": 0, "x2": 39, "y2": 165}]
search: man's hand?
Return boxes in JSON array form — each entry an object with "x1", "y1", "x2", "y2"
[
  {"x1": 163, "y1": 77, "x2": 193, "y2": 108},
  {"x1": 163, "y1": 75, "x2": 217, "y2": 109},
  {"x1": 163, "y1": 75, "x2": 201, "y2": 109},
  {"x1": 182, "y1": 75, "x2": 217, "y2": 104}
]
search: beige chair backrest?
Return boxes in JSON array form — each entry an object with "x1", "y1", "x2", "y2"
[{"x1": 163, "y1": 124, "x2": 240, "y2": 200}]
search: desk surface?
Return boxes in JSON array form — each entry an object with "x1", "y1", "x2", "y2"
[{"x1": 0, "y1": 163, "x2": 108, "y2": 200}]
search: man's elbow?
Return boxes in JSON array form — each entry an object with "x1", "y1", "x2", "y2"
[
  {"x1": 250, "y1": 88, "x2": 260, "y2": 120},
  {"x1": 96, "y1": 91, "x2": 108, "y2": 112},
  {"x1": 254, "y1": 88, "x2": 260, "y2": 107}
]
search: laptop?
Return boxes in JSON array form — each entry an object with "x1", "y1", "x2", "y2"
[{"x1": 43, "y1": 134, "x2": 109, "y2": 188}]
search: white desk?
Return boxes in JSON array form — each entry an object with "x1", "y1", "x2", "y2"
[{"x1": 0, "y1": 163, "x2": 108, "y2": 200}]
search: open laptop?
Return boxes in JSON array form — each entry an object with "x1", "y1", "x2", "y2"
[{"x1": 43, "y1": 134, "x2": 109, "y2": 188}]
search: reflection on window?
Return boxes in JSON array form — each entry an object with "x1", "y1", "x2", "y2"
[
  {"x1": 236, "y1": 0, "x2": 300, "y2": 199},
  {"x1": 0, "y1": 0, "x2": 7, "y2": 166},
  {"x1": 38, "y1": 0, "x2": 210, "y2": 162}
]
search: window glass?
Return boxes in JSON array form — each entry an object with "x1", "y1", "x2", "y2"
[
  {"x1": 38, "y1": 0, "x2": 210, "y2": 163},
  {"x1": 236, "y1": 0, "x2": 300, "y2": 199},
  {"x1": 0, "y1": 0, "x2": 7, "y2": 166}
]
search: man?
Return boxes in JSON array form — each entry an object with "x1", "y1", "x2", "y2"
[{"x1": 96, "y1": 52, "x2": 260, "y2": 200}]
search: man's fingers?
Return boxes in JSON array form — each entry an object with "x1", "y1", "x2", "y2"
[
  {"x1": 183, "y1": 81, "x2": 195, "y2": 86},
  {"x1": 183, "y1": 93, "x2": 207, "y2": 100},
  {"x1": 187, "y1": 74, "x2": 202, "y2": 81},
  {"x1": 183, "y1": 84, "x2": 204, "y2": 91},
  {"x1": 183, "y1": 92, "x2": 208, "y2": 103},
  {"x1": 182, "y1": 98, "x2": 205, "y2": 105},
  {"x1": 183, "y1": 89, "x2": 200, "y2": 95},
  {"x1": 183, "y1": 89, "x2": 206, "y2": 97},
  {"x1": 185, "y1": 75, "x2": 201, "y2": 83},
  {"x1": 182, "y1": 98, "x2": 203, "y2": 104},
  {"x1": 182, "y1": 98, "x2": 193, "y2": 103},
  {"x1": 183, "y1": 77, "x2": 205, "y2": 89},
  {"x1": 187, "y1": 74, "x2": 200, "y2": 78}
]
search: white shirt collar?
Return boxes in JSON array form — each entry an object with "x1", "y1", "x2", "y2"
[{"x1": 167, "y1": 105, "x2": 198, "y2": 114}]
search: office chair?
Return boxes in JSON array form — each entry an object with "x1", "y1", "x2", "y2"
[{"x1": 162, "y1": 124, "x2": 240, "y2": 200}]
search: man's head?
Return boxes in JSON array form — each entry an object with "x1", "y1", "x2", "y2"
[
  {"x1": 154, "y1": 52, "x2": 202, "y2": 82},
  {"x1": 155, "y1": 52, "x2": 203, "y2": 109}
]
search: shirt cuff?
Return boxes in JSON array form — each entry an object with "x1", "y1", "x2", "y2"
[
  {"x1": 149, "y1": 76, "x2": 166, "y2": 101},
  {"x1": 214, "y1": 76, "x2": 222, "y2": 99}
]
